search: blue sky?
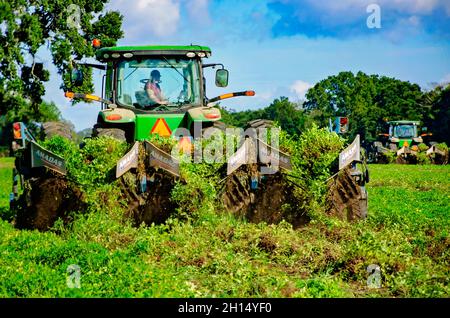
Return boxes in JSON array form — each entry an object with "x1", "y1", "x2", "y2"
[{"x1": 43, "y1": 0, "x2": 450, "y2": 131}]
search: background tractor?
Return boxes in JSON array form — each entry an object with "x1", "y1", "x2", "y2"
[{"x1": 370, "y1": 120, "x2": 448, "y2": 164}]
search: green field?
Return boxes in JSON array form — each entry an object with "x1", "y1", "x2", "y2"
[{"x1": 0, "y1": 158, "x2": 448, "y2": 297}]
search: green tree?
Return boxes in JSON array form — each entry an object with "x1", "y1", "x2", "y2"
[
  {"x1": 304, "y1": 71, "x2": 424, "y2": 142},
  {"x1": 0, "y1": 0, "x2": 123, "y2": 130},
  {"x1": 263, "y1": 97, "x2": 306, "y2": 136},
  {"x1": 422, "y1": 84, "x2": 450, "y2": 144},
  {"x1": 221, "y1": 97, "x2": 307, "y2": 136}
]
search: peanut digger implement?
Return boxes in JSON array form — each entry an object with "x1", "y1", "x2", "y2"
[{"x1": 10, "y1": 43, "x2": 368, "y2": 230}]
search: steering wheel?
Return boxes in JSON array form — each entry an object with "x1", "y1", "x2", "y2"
[{"x1": 152, "y1": 105, "x2": 171, "y2": 111}]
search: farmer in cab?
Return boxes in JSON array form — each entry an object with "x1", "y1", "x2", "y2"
[{"x1": 146, "y1": 70, "x2": 168, "y2": 105}]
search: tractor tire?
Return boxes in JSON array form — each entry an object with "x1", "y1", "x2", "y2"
[
  {"x1": 246, "y1": 119, "x2": 274, "y2": 130},
  {"x1": 202, "y1": 121, "x2": 227, "y2": 132},
  {"x1": 92, "y1": 124, "x2": 127, "y2": 142},
  {"x1": 389, "y1": 143, "x2": 398, "y2": 151},
  {"x1": 212, "y1": 121, "x2": 227, "y2": 131},
  {"x1": 201, "y1": 121, "x2": 227, "y2": 140},
  {"x1": 42, "y1": 121, "x2": 74, "y2": 141}
]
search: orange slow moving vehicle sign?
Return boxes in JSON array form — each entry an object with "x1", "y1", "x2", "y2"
[{"x1": 151, "y1": 118, "x2": 172, "y2": 137}]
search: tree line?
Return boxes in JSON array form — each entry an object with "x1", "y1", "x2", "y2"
[
  {"x1": 0, "y1": 0, "x2": 123, "y2": 148},
  {"x1": 221, "y1": 71, "x2": 449, "y2": 145}
]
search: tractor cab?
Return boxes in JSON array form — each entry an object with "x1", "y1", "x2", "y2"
[
  {"x1": 94, "y1": 46, "x2": 226, "y2": 111},
  {"x1": 66, "y1": 44, "x2": 255, "y2": 142},
  {"x1": 386, "y1": 120, "x2": 422, "y2": 148}
]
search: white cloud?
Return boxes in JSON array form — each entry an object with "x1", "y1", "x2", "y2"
[
  {"x1": 289, "y1": 80, "x2": 312, "y2": 99},
  {"x1": 441, "y1": 73, "x2": 450, "y2": 84},
  {"x1": 389, "y1": 0, "x2": 439, "y2": 14},
  {"x1": 184, "y1": 0, "x2": 210, "y2": 25},
  {"x1": 306, "y1": 0, "x2": 449, "y2": 16},
  {"x1": 445, "y1": 1, "x2": 450, "y2": 15},
  {"x1": 385, "y1": 14, "x2": 423, "y2": 42},
  {"x1": 109, "y1": 0, "x2": 180, "y2": 39}
]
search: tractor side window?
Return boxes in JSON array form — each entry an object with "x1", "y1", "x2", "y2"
[{"x1": 116, "y1": 58, "x2": 201, "y2": 109}]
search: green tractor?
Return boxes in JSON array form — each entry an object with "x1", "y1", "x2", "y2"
[{"x1": 371, "y1": 120, "x2": 447, "y2": 164}]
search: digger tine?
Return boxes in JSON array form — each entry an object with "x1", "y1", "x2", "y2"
[
  {"x1": 227, "y1": 138, "x2": 250, "y2": 175},
  {"x1": 257, "y1": 137, "x2": 292, "y2": 171},
  {"x1": 144, "y1": 141, "x2": 180, "y2": 177},
  {"x1": 116, "y1": 141, "x2": 140, "y2": 178},
  {"x1": 226, "y1": 136, "x2": 293, "y2": 175},
  {"x1": 426, "y1": 145, "x2": 446, "y2": 156}
]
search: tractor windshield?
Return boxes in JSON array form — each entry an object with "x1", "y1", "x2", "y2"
[
  {"x1": 393, "y1": 124, "x2": 417, "y2": 138},
  {"x1": 116, "y1": 57, "x2": 201, "y2": 109}
]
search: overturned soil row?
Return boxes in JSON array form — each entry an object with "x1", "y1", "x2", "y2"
[
  {"x1": 120, "y1": 170, "x2": 178, "y2": 227},
  {"x1": 221, "y1": 165, "x2": 310, "y2": 228},
  {"x1": 15, "y1": 175, "x2": 86, "y2": 231},
  {"x1": 326, "y1": 168, "x2": 367, "y2": 221},
  {"x1": 430, "y1": 152, "x2": 449, "y2": 165}
]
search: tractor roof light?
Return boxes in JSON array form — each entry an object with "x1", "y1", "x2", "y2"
[
  {"x1": 197, "y1": 52, "x2": 206, "y2": 58},
  {"x1": 13, "y1": 122, "x2": 22, "y2": 139},
  {"x1": 65, "y1": 91, "x2": 75, "y2": 99},
  {"x1": 111, "y1": 53, "x2": 121, "y2": 58},
  {"x1": 92, "y1": 39, "x2": 101, "y2": 48},
  {"x1": 186, "y1": 52, "x2": 196, "y2": 58},
  {"x1": 123, "y1": 53, "x2": 133, "y2": 58}
]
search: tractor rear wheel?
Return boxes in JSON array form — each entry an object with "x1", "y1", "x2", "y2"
[
  {"x1": 389, "y1": 143, "x2": 398, "y2": 151},
  {"x1": 200, "y1": 121, "x2": 227, "y2": 140},
  {"x1": 211, "y1": 121, "x2": 227, "y2": 131},
  {"x1": 92, "y1": 124, "x2": 127, "y2": 142},
  {"x1": 201, "y1": 121, "x2": 227, "y2": 133},
  {"x1": 246, "y1": 119, "x2": 274, "y2": 130},
  {"x1": 42, "y1": 121, "x2": 74, "y2": 141}
]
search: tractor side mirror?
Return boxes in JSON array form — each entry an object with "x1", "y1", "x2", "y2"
[
  {"x1": 421, "y1": 126, "x2": 428, "y2": 132},
  {"x1": 215, "y1": 69, "x2": 229, "y2": 87},
  {"x1": 70, "y1": 69, "x2": 84, "y2": 86}
]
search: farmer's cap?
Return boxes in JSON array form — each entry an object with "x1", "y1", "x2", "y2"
[{"x1": 151, "y1": 70, "x2": 161, "y2": 78}]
